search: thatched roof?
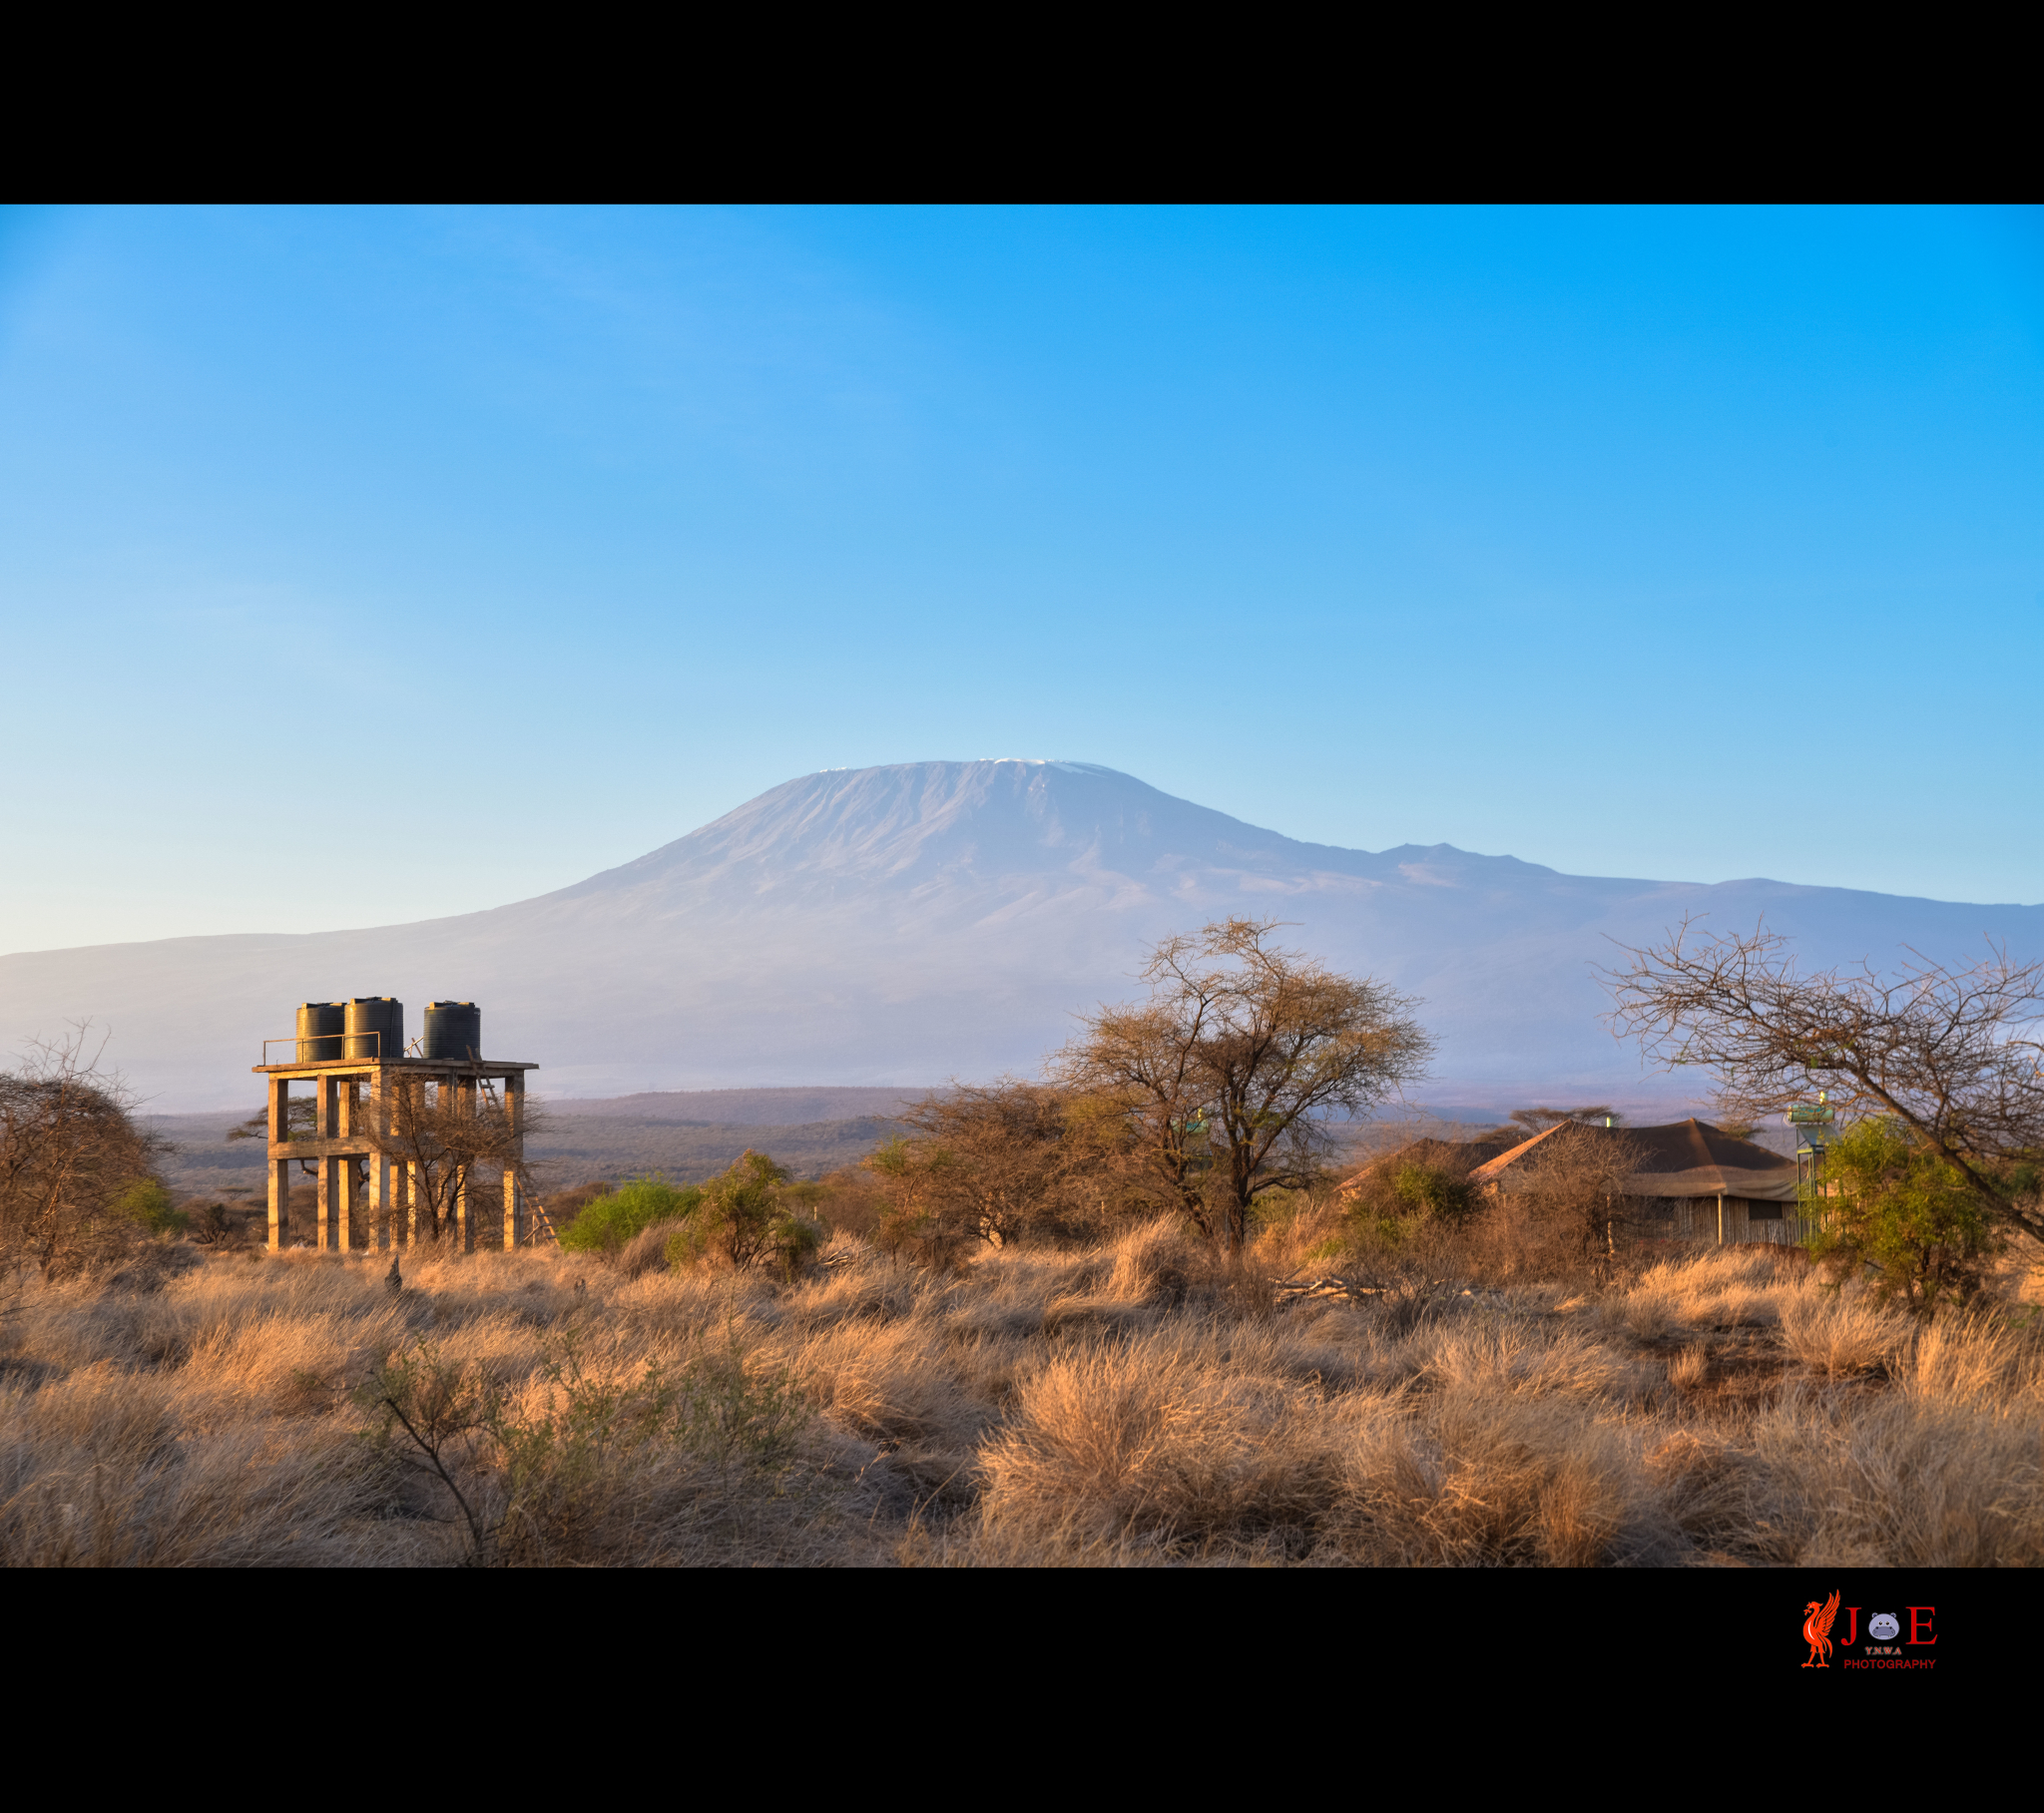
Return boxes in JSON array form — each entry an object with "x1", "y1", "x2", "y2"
[{"x1": 1469, "y1": 1118, "x2": 1800, "y2": 1204}]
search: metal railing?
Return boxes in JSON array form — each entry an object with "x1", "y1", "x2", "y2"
[{"x1": 261, "y1": 1031, "x2": 391, "y2": 1065}]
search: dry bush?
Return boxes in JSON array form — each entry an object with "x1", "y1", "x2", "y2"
[
  {"x1": 1745, "y1": 1387, "x2": 2044, "y2": 1567},
  {"x1": 1, "y1": 1030, "x2": 171, "y2": 1278},
  {"x1": 1668, "y1": 1344, "x2": 1712, "y2": 1392},
  {"x1": 1349, "y1": 1389, "x2": 1678, "y2": 1568},
  {"x1": 975, "y1": 1327, "x2": 1362, "y2": 1555},
  {"x1": 1909, "y1": 1307, "x2": 2044, "y2": 1401},
  {"x1": 617, "y1": 1217, "x2": 691, "y2": 1279},
  {"x1": 1486, "y1": 1126, "x2": 1645, "y2": 1264},
  {"x1": 367, "y1": 1076, "x2": 546, "y2": 1248},
  {"x1": 1779, "y1": 1291, "x2": 1913, "y2": 1379},
  {"x1": 891, "y1": 1081, "x2": 1126, "y2": 1248},
  {"x1": 798, "y1": 1166, "x2": 890, "y2": 1241}
]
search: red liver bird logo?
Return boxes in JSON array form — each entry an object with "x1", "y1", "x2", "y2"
[{"x1": 1801, "y1": 1590, "x2": 1840, "y2": 1667}]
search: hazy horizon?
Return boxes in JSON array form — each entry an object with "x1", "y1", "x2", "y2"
[{"x1": 8, "y1": 757, "x2": 2034, "y2": 1112}]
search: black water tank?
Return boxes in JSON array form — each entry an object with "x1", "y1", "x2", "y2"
[
  {"x1": 424, "y1": 1001, "x2": 481, "y2": 1061},
  {"x1": 295, "y1": 1002, "x2": 344, "y2": 1063},
  {"x1": 345, "y1": 997, "x2": 404, "y2": 1061}
]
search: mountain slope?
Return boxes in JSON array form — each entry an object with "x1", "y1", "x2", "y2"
[{"x1": 4, "y1": 760, "x2": 2036, "y2": 1111}]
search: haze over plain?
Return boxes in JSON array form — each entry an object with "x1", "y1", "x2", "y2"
[{"x1": 1, "y1": 207, "x2": 2038, "y2": 1103}]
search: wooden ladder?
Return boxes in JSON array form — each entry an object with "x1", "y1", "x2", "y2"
[{"x1": 524, "y1": 1192, "x2": 561, "y2": 1247}]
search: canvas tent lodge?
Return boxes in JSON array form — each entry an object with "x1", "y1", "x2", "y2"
[{"x1": 1467, "y1": 1118, "x2": 1810, "y2": 1248}]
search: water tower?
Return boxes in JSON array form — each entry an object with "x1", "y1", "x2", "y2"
[
  {"x1": 252, "y1": 999, "x2": 538, "y2": 1254},
  {"x1": 1785, "y1": 1091, "x2": 1835, "y2": 1210}
]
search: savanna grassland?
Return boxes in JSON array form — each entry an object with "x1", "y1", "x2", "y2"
[{"x1": 6, "y1": 1208, "x2": 2042, "y2": 1567}]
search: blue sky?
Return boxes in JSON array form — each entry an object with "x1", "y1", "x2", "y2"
[{"x1": 2, "y1": 205, "x2": 2038, "y2": 955}]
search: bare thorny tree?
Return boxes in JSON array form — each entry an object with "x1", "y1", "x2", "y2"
[
  {"x1": 895, "y1": 1083, "x2": 1077, "y2": 1248},
  {"x1": 1602, "y1": 916, "x2": 2044, "y2": 1241},
  {"x1": 1501, "y1": 1124, "x2": 1650, "y2": 1261},
  {"x1": 371, "y1": 1075, "x2": 545, "y2": 1244},
  {"x1": 0, "y1": 1025, "x2": 168, "y2": 1277},
  {"x1": 876, "y1": 1081, "x2": 1154, "y2": 1251}
]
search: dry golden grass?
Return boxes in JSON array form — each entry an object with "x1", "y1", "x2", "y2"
[{"x1": 3, "y1": 1222, "x2": 2040, "y2": 1566}]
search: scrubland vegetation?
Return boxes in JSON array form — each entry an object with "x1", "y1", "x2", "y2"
[
  {"x1": 5, "y1": 1199, "x2": 2041, "y2": 1567},
  {"x1": 6, "y1": 920, "x2": 2042, "y2": 1567}
]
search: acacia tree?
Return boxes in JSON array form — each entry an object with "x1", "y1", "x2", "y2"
[
  {"x1": 1601, "y1": 917, "x2": 2044, "y2": 1244},
  {"x1": 1056, "y1": 919, "x2": 1435, "y2": 1251},
  {"x1": 1507, "y1": 1105, "x2": 1619, "y2": 1136}
]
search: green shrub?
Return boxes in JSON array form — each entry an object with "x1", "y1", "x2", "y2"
[
  {"x1": 664, "y1": 1220, "x2": 711, "y2": 1270},
  {"x1": 1390, "y1": 1163, "x2": 1473, "y2": 1223},
  {"x1": 111, "y1": 1178, "x2": 189, "y2": 1239},
  {"x1": 1807, "y1": 1120, "x2": 1997, "y2": 1311},
  {"x1": 567, "y1": 1152, "x2": 824, "y2": 1278},
  {"x1": 694, "y1": 1149, "x2": 795, "y2": 1271},
  {"x1": 766, "y1": 1211, "x2": 824, "y2": 1281},
  {"x1": 558, "y1": 1176, "x2": 704, "y2": 1253},
  {"x1": 1250, "y1": 1187, "x2": 1311, "y2": 1230}
]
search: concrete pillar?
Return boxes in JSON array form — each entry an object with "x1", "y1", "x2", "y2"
[
  {"x1": 313, "y1": 1077, "x2": 335, "y2": 1249},
  {"x1": 267, "y1": 1076, "x2": 291, "y2": 1252},
  {"x1": 336, "y1": 1079, "x2": 357, "y2": 1252},
  {"x1": 335, "y1": 1155, "x2": 355, "y2": 1251},
  {"x1": 454, "y1": 1164, "x2": 469, "y2": 1252},
  {"x1": 405, "y1": 1161, "x2": 419, "y2": 1246},
  {"x1": 269, "y1": 1155, "x2": 291, "y2": 1251},
  {"x1": 504, "y1": 1074, "x2": 525, "y2": 1251},
  {"x1": 365, "y1": 1071, "x2": 385, "y2": 1251}
]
